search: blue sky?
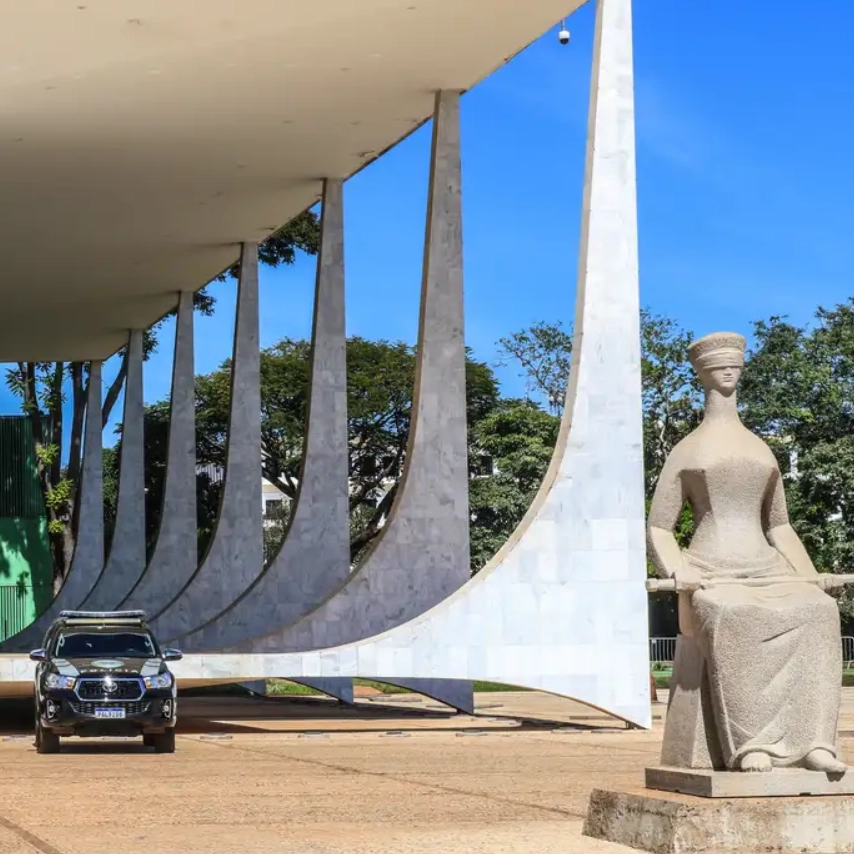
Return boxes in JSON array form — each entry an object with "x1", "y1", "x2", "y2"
[{"x1": 3, "y1": 0, "x2": 854, "y2": 445}]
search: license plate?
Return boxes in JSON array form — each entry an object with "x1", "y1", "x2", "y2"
[{"x1": 94, "y1": 707, "x2": 125, "y2": 719}]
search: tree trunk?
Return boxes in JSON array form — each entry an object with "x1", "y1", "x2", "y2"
[
  {"x1": 68, "y1": 364, "x2": 86, "y2": 489},
  {"x1": 102, "y1": 349, "x2": 127, "y2": 428},
  {"x1": 349, "y1": 482, "x2": 398, "y2": 562},
  {"x1": 48, "y1": 363, "x2": 63, "y2": 486},
  {"x1": 46, "y1": 363, "x2": 68, "y2": 583},
  {"x1": 59, "y1": 362, "x2": 89, "y2": 578}
]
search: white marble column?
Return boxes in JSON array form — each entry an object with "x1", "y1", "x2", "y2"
[
  {"x1": 180, "y1": 179, "x2": 350, "y2": 651},
  {"x1": 85, "y1": 330, "x2": 146, "y2": 609},
  {"x1": 150, "y1": 245, "x2": 263, "y2": 638},
  {"x1": 122, "y1": 292, "x2": 198, "y2": 613}
]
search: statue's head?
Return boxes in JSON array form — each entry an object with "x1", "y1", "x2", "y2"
[{"x1": 688, "y1": 331, "x2": 745, "y2": 397}]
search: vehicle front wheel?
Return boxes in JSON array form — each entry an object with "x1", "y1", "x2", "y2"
[
  {"x1": 35, "y1": 720, "x2": 60, "y2": 754},
  {"x1": 153, "y1": 729, "x2": 175, "y2": 754},
  {"x1": 143, "y1": 734, "x2": 156, "y2": 748}
]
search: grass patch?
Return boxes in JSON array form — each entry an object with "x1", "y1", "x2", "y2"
[
  {"x1": 473, "y1": 681, "x2": 529, "y2": 692},
  {"x1": 264, "y1": 679, "x2": 528, "y2": 696},
  {"x1": 266, "y1": 680, "x2": 324, "y2": 696},
  {"x1": 179, "y1": 683, "x2": 257, "y2": 698}
]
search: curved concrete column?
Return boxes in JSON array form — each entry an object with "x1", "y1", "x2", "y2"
[
  {"x1": 376, "y1": 678, "x2": 475, "y2": 712},
  {"x1": 217, "y1": 94, "x2": 473, "y2": 681},
  {"x1": 121, "y1": 292, "x2": 197, "y2": 614},
  {"x1": 173, "y1": 184, "x2": 469, "y2": 712},
  {"x1": 84, "y1": 330, "x2": 146, "y2": 610},
  {"x1": 150, "y1": 245, "x2": 263, "y2": 638},
  {"x1": 4, "y1": 362, "x2": 104, "y2": 650},
  {"x1": 179, "y1": 0, "x2": 650, "y2": 728},
  {"x1": 176, "y1": 179, "x2": 350, "y2": 651}
]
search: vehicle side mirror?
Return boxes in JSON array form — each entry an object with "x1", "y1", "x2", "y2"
[
  {"x1": 29, "y1": 649, "x2": 46, "y2": 662},
  {"x1": 163, "y1": 649, "x2": 183, "y2": 662}
]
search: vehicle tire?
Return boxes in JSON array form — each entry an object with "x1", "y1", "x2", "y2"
[
  {"x1": 153, "y1": 729, "x2": 175, "y2": 754},
  {"x1": 36, "y1": 721, "x2": 60, "y2": 754},
  {"x1": 143, "y1": 734, "x2": 156, "y2": 748}
]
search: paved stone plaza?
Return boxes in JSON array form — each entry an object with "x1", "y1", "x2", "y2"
[{"x1": 0, "y1": 689, "x2": 850, "y2": 854}]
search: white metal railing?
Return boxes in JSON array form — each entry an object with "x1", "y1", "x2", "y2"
[
  {"x1": 651, "y1": 636, "x2": 854, "y2": 668},
  {"x1": 649, "y1": 637, "x2": 677, "y2": 666}
]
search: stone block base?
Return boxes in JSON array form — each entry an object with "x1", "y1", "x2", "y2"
[
  {"x1": 583, "y1": 788, "x2": 854, "y2": 853},
  {"x1": 646, "y1": 766, "x2": 854, "y2": 798}
]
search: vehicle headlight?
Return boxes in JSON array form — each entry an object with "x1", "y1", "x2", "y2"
[
  {"x1": 44, "y1": 673, "x2": 76, "y2": 690},
  {"x1": 144, "y1": 672, "x2": 173, "y2": 690}
]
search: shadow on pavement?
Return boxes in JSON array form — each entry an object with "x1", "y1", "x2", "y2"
[{"x1": 0, "y1": 692, "x2": 635, "y2": 742}]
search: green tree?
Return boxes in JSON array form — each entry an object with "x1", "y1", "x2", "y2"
[
  {"x1": 497, "y1": 310, "x2": 702, "y2": 498},
  {"x1": 107, "y1": 335, "x2": 501, "y2": 565},
  {"x1": 13, "y1": 210, "x2": 320, "y2": 584},
  {"x1": 468, "y1": 399, "x2": 559, "y2": 571},
  {"x1": 640, "y1": 310, "x2": 702, "y2": 497},
  {"x1": 497, "y1": 321, "x2": 573, "y2": 414},
  {"x1": 739, "y1": 302, "x2": 854, "y2": 625}
]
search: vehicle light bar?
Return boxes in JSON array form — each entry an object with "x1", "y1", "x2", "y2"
[{"x1": 59, "y1": 610, "x2": 147, "y2": 620}]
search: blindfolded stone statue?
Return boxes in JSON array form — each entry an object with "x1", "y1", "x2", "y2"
[{"x1": 647, "y1": 331, "x2": 845, "y2": 774}]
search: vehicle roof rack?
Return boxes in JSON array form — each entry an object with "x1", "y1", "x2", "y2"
[
  {"x1": 59, "y1": 610, "x2": 147, "y2": 623},
  {"x1": 59, "y1": 611, "x2": 145, "y2": 620}
]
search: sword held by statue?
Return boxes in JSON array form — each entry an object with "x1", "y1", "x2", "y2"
[{"x1": 646, "y1": 574, "x2": 854, "y2": 593}]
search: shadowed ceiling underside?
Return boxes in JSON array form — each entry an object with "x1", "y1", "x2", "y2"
[{"x1": 0, "y1": 0, "x2": 587, "y2": 360}]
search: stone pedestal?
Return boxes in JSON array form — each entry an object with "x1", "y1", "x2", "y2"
[
  {"x1": 584, "y1": 787, "x2": 854, "y2": 853},
  {"x1": 646, "y1": 766, "x2": 854, "y2": 798}
]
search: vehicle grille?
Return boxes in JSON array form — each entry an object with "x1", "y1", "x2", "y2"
[
  {"x1": 76, "y1": 678, "x2": 144, "y2": 701},
  {"x1": 70, "y1": 701, "x2": 150, "y2": 717}
]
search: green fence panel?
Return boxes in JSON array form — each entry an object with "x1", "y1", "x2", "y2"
[{"x1": 0, "y1": 416, "x2": 55, "y2": 639}]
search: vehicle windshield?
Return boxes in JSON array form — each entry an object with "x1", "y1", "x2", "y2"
[{"x1": 53, "y1": 631, "x2": 158, "y2": 659}]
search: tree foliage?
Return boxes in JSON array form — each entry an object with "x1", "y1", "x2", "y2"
[
  {"x1": 110, "y1": 336, "x2": 502, "y2": 567},
  {"x1": 496, "y1": 310, "x2": 703, "y2": 499},
  {"x1": 469, "y1": 399, "x2": 559, "y2": 570},
  {"x1": 640, "y1": 310, "x2": 702, "y2": 496},
  {"x1": 496, "y1": 321, "x2": 573, "y2": 414},
  {"x1": 738, "y1": 301, "x2": 854, "y2": 625}
]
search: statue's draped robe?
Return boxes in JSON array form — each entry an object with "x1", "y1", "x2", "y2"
[
  {"x1": 673, "y1": 443, "x2": 843, "y2": 770},
  {"x1": 689, "y1": 550, "x2": 841, "y2": 768}
]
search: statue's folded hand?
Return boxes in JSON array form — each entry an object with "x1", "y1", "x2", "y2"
[
  {"x1": 816, "y1": 574, "x2": 838, "y2": 593},
  {"x1": 673, "y1": 557, "x2": 702, "y2": 591}
]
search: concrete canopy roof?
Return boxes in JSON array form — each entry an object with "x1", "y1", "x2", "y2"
[{"x1": 0, "y1": 0, "x2": 586, "y2": 360}]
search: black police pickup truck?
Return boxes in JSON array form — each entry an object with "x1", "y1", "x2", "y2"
[{"x1": 30, "y1": 611, "x2": 182, "y2": 754}]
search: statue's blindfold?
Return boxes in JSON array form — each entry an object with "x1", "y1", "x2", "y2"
[{"x1": 690, "y1": 349, "x2": 744, "y2": 371}]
